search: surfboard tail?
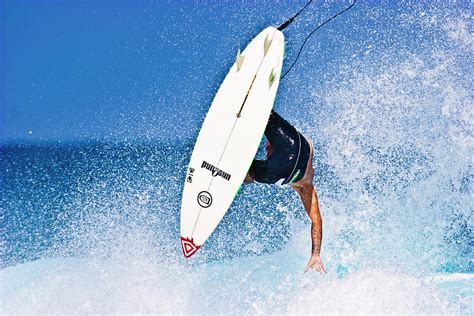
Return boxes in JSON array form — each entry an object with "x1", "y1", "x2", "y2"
[{"x1": 180, "y1": 236, "x2": 200, "y2": 258}]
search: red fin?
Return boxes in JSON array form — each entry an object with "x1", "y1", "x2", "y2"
[{"x1": 180, "y1": 237, "x2": 200, "y2": 258}]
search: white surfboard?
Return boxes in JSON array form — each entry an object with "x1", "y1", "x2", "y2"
[{"x1": 180, "y1": 27, "x2": 285, "y2": 257}]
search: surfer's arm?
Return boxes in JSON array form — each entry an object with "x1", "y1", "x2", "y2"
[
  {"x1": 244, "y1": 172, "x2": 254, "y2": 183},
  {"x1": 299, "y1": 185, "x2": 323, "y2": 254},
  {"x1": 244, "y1": 165, "x2": 256, "y2": 183},
  {"x1": 293, "y1": 184, "x2": 326, "y2": 273},
  {"x1": 310, "y1": 187, "x2": 323, "y2": 257}
]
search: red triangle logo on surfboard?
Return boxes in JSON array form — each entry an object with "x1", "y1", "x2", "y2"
[{"x1": 181, "y1": 237, "x2": 200, "y2": 258}]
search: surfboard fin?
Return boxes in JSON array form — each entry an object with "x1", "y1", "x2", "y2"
[
  {"x1": 269, "y1": 69, "x2": 277, "y2": 87},
  {"x1": 264, "y1": 34, "x2": 272, "y2": 56},
  {"x1": 236, "y1": 48, "x2": 244, "y2": 72}
]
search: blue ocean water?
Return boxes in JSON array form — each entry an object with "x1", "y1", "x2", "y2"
[{"x1": 2, "y1": 1, "x2": 473, "y2": 315}]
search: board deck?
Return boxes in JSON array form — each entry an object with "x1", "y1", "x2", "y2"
[{"x1": 180, "y1": 27, "x2": 285, "y2": 257}]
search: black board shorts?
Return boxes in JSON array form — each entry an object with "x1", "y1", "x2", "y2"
[{"x1": 250, "y1": 110, "x2": 311, "y2": 185}]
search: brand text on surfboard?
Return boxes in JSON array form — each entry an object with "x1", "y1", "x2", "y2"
[{"x1": 201, "y1": 161, "x2": 231, "y2": 181}]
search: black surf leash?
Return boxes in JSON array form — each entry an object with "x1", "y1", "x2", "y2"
[{"x1": 278, "y1": 0, "x2": 357, "y2": 79}]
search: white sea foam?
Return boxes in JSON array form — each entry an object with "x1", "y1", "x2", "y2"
[{"x1": 1, "y1": 237, "x2": 471, "y2": 315}]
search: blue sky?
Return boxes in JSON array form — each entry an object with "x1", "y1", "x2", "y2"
[
  {"x1": 0, "y1": 1, "x2": 368, "y2": 143},
  {"x1": 1, "y1": 1, "x2": 469, "y2": 144}
]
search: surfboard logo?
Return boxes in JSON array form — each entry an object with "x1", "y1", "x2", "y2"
[
  {"x1": 187, "y1": 167, "x2": 195, "y2": 183},
  {"x1": 180, "y1": 237, "x2": 200, "y2": 258},
  {"x1": 197, "y1": 191, "x2": 213, "y2": 208},
  {"x1": 201, "y1": 161, "x2": 231, "y2": 181}
]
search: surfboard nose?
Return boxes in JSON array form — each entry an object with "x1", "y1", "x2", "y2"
[{"x1": 180, "y1": 237, "x2": 200, "y2": 258}]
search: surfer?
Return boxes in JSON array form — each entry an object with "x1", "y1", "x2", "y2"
[{"x1": 244, "y1": 110, "x2": 325, "y2": 273}]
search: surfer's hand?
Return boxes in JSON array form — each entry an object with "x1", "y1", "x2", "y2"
[{"x1": 304, "y1": 254, "x2": 326, "y2": 273}]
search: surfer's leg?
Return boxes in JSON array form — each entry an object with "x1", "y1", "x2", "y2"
[
  {"x1": 250, "y1": 158, "x2": 291, "y2": 184},
  {"x1": 264, "y1": 110, "x2": 299, "y2": 152},
  {"x1": 286, "y1": 134, "x2": 311, "y2": 184},
  {"x1": 290, "y1": 137, "x2": 314, "y2": 187}
]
